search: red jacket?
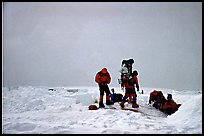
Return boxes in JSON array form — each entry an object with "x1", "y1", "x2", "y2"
[
  {"x1": 121, "y1": 75, "x2": 139, "y2": 89},
  {"x1": 95, "y1": 71, "x2": 111, "y2": 85},
  {"x1": 163, "y1": 100, "x2": 178, "y2": 111},
  {"x1": 149, "y1": 90, "x2": 162, "y2": 104}
]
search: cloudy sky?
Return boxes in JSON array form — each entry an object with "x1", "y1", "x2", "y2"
[{"x1": 3, "y1": 2, "x2": 202, "y2": 91}]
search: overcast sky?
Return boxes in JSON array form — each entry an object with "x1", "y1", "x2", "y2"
[{"x1": 3, "y1": 2, "x2": 202, "y2": 91}]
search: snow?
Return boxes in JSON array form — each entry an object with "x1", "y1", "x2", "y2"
[{"x1": 2, "y1": 86, "x2": 202, "y2": 134}]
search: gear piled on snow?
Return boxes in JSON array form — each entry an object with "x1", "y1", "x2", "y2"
[{"x1": 109, "y1": 88, "x2": 123, "y2": 103}]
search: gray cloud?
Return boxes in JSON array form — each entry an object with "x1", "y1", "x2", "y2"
[{"x1": 3, "y1": 2, "x2": 202, "y2": 91}]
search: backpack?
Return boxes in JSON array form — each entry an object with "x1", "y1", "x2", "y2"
[
  {"x1": 118, "y1": 67, "x2": 130, "y2": 85},
  {"x1": 88, "y1": 105, "x2": 98, "y2": 110},
  {"x1": 121, "y1": 59, "x2": 134, "y2": 75},
  {"x1": 119, "y1": 59, "x2": 134, "y2": 85}
]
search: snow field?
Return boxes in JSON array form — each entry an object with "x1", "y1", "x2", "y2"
[{"x1": 2, "y1": 86, "x2": 202, "y2": 134}]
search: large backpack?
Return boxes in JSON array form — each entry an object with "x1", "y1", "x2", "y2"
[
  {"x1": 121, "y1": 59, "x2": 134, "y2": 76},
  {"x1": 118, "y1": 68, "x2": 129, "y2": 85},
  {"x1": 119, "y1": 59, "x2": 134, "y2": 86}
]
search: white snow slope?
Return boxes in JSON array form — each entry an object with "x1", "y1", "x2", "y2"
[{"x1": 2, "y1": 86, "x2": 202, "y2": 134}]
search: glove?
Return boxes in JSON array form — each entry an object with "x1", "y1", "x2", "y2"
[
  {"x1": 136, "y1": 85, "x2": 139, "y2": 91},
  {"x1": 121, "y1": 87, "x2": 124, "y2": 92}
]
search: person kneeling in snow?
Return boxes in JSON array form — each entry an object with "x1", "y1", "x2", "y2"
[
  {"x1": 161, "y1": 94, "x2": 181, "y2": 115},
  {"x1": 148, "y1": 90, "x2": 166, "y2": 110},
  {"x1": 95, "y1": 68, "x2": 114, "y2": 108}
]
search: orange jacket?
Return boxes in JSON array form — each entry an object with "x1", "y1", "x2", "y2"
[
  {"x1": 150, "y1": 90, "x2": 159, "y2": 97},
  {"x1": 163, "y1": 100, "x2": 178, "y2": 111},
  {"x1": 95, "y1": 71, "x2": 111, "y2": 85}
]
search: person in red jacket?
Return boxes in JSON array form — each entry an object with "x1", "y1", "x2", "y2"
[
  {"x1": 148, "y1": 90, "x2": 166, "y2": 110},
  {"x1": 120, "y1": 70, "x2": 139, "y2": 108},
  {"x1": 126, "y1": 70, "x2": 140, "y2": 104},
  {"x1": 132, "y1": 70, "x2": 140, "y2": 92},
  {"x1": 162, "y1": 94, "x2": 180, "y2": 115},
  {"x1": 95, "y1": 68, "x2": 114, "y2": 108}
]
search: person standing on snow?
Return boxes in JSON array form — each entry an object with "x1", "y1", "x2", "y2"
[
  {"x1": 132, "y1": 70, "x2": 140, "y2": 92},
  {"x1": 127, "y1": 70, "x2": 140, "y2": 104},
  {"x1": 119, "y1": 70, "x2": 139, "y2": 108},
  {"x1": 95, "y1": 68, "x2": 114, "y2": 108}
]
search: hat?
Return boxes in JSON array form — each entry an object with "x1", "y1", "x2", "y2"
[
  {"x1": 167, "y1": 94, "x2": 172, "y2": 100},
  {"x1": 133, "y1": 70, "x2": 138, "y2": 75},
  {"x1": 101, "y1": 68, "x2": 108, "y2": 73}
]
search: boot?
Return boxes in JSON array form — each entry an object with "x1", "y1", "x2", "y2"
[
  {"x1": 99, "y1": 95, "x2": 105, "y2": 108},
  {"x1": 99, "y1": 102, "x2": 105, "y2": 108},
  {"x1": 132, "y1": 95, "x2": 139, "y2": 108},
  {"x1": 132, "y1": 103, "x2": 139, "y2": 108}
]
